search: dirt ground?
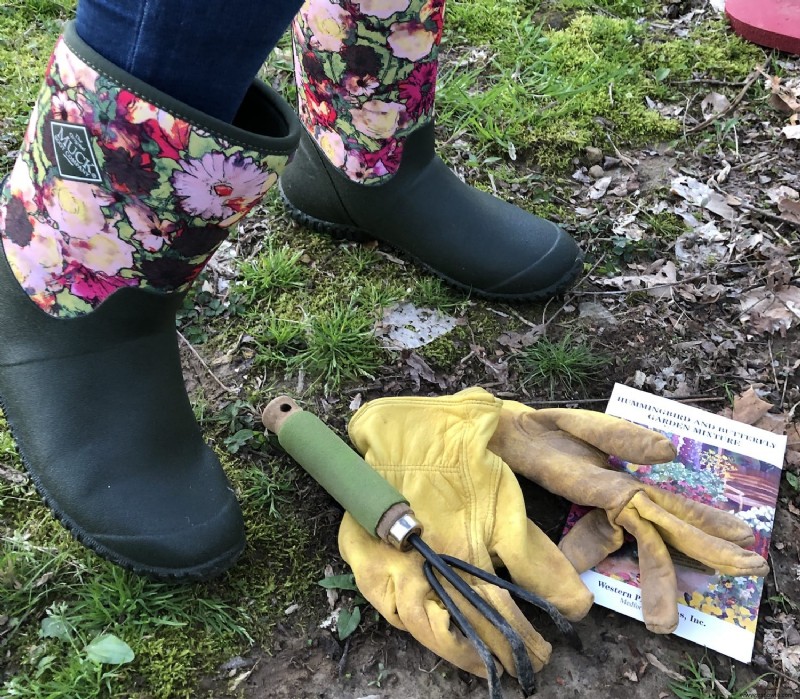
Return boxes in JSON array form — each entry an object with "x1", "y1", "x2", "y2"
[{"x1": 199, "y1": 483, "x2": 799, "y2": 699}]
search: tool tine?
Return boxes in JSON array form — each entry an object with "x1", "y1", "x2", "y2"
[
  {"x1": 423, "y1": 561, "x2": 505, "y2": 699},
  {"x1": 412, "y1": 536, "x2": 536, "y2": 696},
  {"x1": 440, "y1": 554, "x2": 582, "y2": 651}
]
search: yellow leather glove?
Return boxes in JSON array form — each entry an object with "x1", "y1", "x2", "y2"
[
  {"x1": 489, "y1": 398, "x2": 770, "y2": 634},
  {"x1": 339, "y1": 387, "x2": 593, "y2": 679}
]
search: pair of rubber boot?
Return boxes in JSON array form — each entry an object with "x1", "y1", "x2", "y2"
[{"x1": 0, "y1": 8, "x2": 582, "y2": 580}]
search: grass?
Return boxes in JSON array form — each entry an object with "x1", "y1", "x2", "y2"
[
  {"x1": 236, "y1": 241, "x2": 308, "y2": 301},
  {"x1": 288, "y1": 299, "x2": 385, "y2": 392},
  {"x1": 514, "y1": 331, "x2": 610, "y2": 398},
  {"x1": 669, "y1": 655, "x2": 769, "y2": 699}
]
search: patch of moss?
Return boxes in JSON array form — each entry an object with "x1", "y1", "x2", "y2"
[
  {"x1": 439, "y1": 10, "x2": 765, "y2": 172},
  {"x1": 417, "y1": 309, "x2": 507, "y2": 370},
  {"x1": 446, "y1": 0, "x2": 523, "y2": 44},
  {"x1": 642, "y1": 19, "x2": 765, "y2": 83},
  {"x1": 417, "y1": 326, "x2": 471, "y2": 368},
  {"x1": 554, "y1": 0, "x2": 656, "y2": 17},
  {"x1": 641, "y1": 208, "x2": 688, "y2": 242},
  {"x1": 129, "y1": 630, "x2": 233, "y2": 699}
]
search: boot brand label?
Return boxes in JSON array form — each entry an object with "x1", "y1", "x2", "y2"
[{"x1": 50, "y1": 121, "x2": 102, "y2": 183}]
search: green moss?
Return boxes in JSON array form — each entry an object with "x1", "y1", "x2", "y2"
[
  {"x1": 438, "y1": 10, "x2": 766, "y2": 171},
  {"x1": 417, "y1": 327, "x2": 470, "y2": 368},
  {"x1": 446, "y1": 0, "x2": 523, "y2": 43},
  {"x1": 641, "y1": 208, "x2": 689, "y2": 242},
  {"x1": 555, "y1": 0, "x2": 655, "y2": 17},
  {"x1": 642, "y1": 20, "x2": 764, "y2": 82},
  {"x1": 131, "y1": 632, "x2": 224, "y2": 699},
  {"x1": 417, "y1": 310, "x2": 506, "y2": 369}
]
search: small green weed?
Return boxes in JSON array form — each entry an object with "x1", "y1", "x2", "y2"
[
  {"x1": 318, "y1": 573, "x2": 366, "y2": 641},
  {"x1": 339, "y1": 244, "x2": 382, "y2": 274},
  {"x1": 175, "y1": 276, "x2": 230, "y2": 344},
  {"x1": 253, "y1": 316, "x2": 305, "y2": 365},
  {"x1": 238, "y1": 461, "x2": 295, "y2": 518},
  {"x1": 289, "y1": 300, "x2": 384, "y2": 391},
  {"x1": 669, "y1": 655, "x2": 768, "y2": 699},
  {"x1": 237, "y1": 242, "x2": 307, "y2": 301},
  {"x1": 352, "y1": 279, "x2": 405, "y2": 312},
  {"x1": 767, "y1": 592, "x2": 798, "y2": 614},
  {"x1": 412, "y1": 276, "x2": 468, "y2": 311},
  {"x1": 515, "y1": 332, "x2": 609, "y2": 398},
  {"x1": 207, "y1": 399, "x2": 267, "y2": 454}
]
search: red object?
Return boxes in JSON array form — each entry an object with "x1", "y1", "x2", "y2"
[{"x1": 726, "y1": 0, "x2": 800, "y2": 55}]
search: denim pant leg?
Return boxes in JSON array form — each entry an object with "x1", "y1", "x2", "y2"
[{"x1": 75, "y1": 0, "x2": 304, "y2": 121}]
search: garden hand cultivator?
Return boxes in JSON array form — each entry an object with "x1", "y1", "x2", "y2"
[{"x1": 262, "y1": 394, "x2": 582, "y2": 698}]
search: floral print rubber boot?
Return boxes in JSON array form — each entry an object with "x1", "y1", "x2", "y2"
[
  {"x1": 279, "y1": 0, "x2": 583, "y2": 300},
  {"x1": 0, "y1": 22, "x2": 299, "y2": 579}
]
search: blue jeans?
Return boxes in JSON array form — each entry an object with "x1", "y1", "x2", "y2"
[{"x1": 75, "y1": 0, "x2": 304, "y2": 122}]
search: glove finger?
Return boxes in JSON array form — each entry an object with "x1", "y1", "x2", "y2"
[
  {"x1": 520, "y1": 408, "x2": 677, "y2": 465},
  {"x1": 643, "y1": 483, "x2": 756, "y2": 547},
  {"x1": 499, "y1": 401, "x2": 676, "y2": 465},
  {"x1": 631, "y1": 492, "x2": 769, "y2": 577},
  {"x1": 494, "y1": 518, "x2": 594, "y2": 621},
  {"x1": 558, "y1": 508, "x2": 626, "y2": 573},
  {"x1": 616, "y1": 504, "x2": 679, "y2": 634}
]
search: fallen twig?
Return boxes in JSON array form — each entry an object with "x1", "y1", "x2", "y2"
[
  {"x1": 683, "y1": 65, "x2": 765, "y2": 135},
  {"x1": 178, "y1": 330, "x2": 239, "y2": 394},
  {"x1": 337, "y1": 636, "x2": 351, "y2": 679},
  {"x1": 522, "y1": 396, "x2": 727, "y2": 406}
]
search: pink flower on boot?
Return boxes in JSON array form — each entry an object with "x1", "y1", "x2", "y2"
[
  {"x1": 172, "y1": 152, "x2": 272, "y2": 223},
  {"x1": 353, "y1": 0, "x2": 411, "y2": 19},
  {"x1": 62, "y1": 260, "x2": 137, "y2": 305}
]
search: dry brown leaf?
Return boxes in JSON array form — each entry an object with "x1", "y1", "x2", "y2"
[
  {"x1": 786, "y1": 422, "x2": 800, "y2": 469},
  {"x1": 404, "y1": 352, "x2": 447, "y2": 390},
  {"x1": 645, "y1": 653, "x2": 685, "y2": 681},
  {"x1": 588, "y1": 175, "x2": 613, "y2": 200},
  {"x1": 594, "y1": 260, "x2": 677, "y2": 293},
  {"x1": 670, "y1": 176, "x2": 737, "y2": 221},
  {"x1": 723, "y1": 389, "x2": 799, "y2": 469},
  {"x1": 0, "y1": 464, "x2": 27, "y2": 485},
  {"x1": 701, "y1": 91, "x2": 731, "y2": 116},
  {"x1": 732, "y1": 387, "x2": 772, "y2": 424},
  {"x1": 739, "y1": 286, "x2": 800, "y2": 335},
  {"x1": 778, "y1": 197, "x2": 800, "y2": 223},
  {"x1": 783, "y1": 124, "x2": 800, "y2": 140},
  {"x1": 763, "y1": 71, "x2": 800, "y2": 114},
  {"x1": 497, "y1": 327, "x2": 544, "y2": 350},
  {"x1": 622, "y1": 668, "x2": 639, "y2": 682}
]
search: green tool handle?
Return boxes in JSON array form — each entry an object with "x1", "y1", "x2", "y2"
[{"x1": 262, "y1": 396, "x2": 419, "y2": 545}]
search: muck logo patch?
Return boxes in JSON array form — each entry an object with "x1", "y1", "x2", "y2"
[{"x1": 50, "y1": 121, "x2": 101, "y2": 183}]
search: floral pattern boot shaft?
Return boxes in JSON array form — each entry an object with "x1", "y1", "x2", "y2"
[
  {"x1": 0, "y1": 36, "x2": 290, "y2": 318},
  {"x1": 293, "y1": 0, "x2": 446, "y2": 184}
]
